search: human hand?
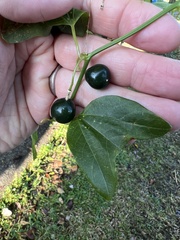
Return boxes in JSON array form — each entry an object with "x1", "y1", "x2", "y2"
[
  {"x1": 54, "y1": 0, "x2": 180, "y2": 131},
  {"x1": 0, "y1": 0, "x2": 83, "y2": 152},
  {"x1": 0, "y1": 0, "x2": 180, "y2": 152}
]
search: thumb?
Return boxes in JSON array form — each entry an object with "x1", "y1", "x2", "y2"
[{"x1": 0, "y1": 0, "x2": 82, "y2": 23}]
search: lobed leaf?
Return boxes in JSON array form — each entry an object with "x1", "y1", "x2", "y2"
[
  {"x1": 1, "y1": 8, "x2": 89, "y2": 43},
  {"x1": 52, "y1": 8, "x2": 89, "y2": 37},
  {"x1": 67, "y1": 96, "x2": 171, "y2": 199}
]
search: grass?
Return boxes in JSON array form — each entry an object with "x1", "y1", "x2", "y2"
[{"x1": 0, "y1": 122, "x2": 179, "y2": 239}]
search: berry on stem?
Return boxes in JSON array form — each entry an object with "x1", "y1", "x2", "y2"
[
  {"x1": 50, "y1": 98, "x2": 76, "y2": 124},
  {"x1": 85, "y1": 64, "x2": 110, "y2": 89}
]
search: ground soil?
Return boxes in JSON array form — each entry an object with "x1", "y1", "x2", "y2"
[{"x1": 0, "y1": 122, "x2": 53, "y2": 196}]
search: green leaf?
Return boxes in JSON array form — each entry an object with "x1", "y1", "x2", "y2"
[
  {"x1": 1, "y1": 20, "x2": 51, "y2": 43},
  {"x1": 67, "y1": 96, "x2": 171, "y2": 199},
  {"x1": 1, "y1": 8, "x2": 89, "y2": 43},
  {"x1": 67, "y1": 119, "x2": 119, "y2": 200},
  {"x1": 53, "y1": 8, "x2": 89, "y2": 37}
]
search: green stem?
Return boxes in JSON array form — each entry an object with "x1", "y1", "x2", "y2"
[
  {"x1": 71, "y1": 58, "x2": 90, "y2": 99},
  {"x1": 67, "y1": 57, "x2": 83, "y2": 99},
  {"x1": 89, "y1": 1, "x2": 180, "y2": 58},
  {"x1": 70, "y1": 1, "x2": 180, "y2": 100},
  {"x1": 71, "y1": 24, "x2": 81, "y2": 57},
  {"x1": 31, "y1": 131, "x2": 38, "y2": 160}
]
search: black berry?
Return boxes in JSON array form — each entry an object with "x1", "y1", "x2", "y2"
[
  {"x1": 85, "y1": 64, "x2": 110, "y2": 89},
  {"x1": 50, "y1": 98, "x2": 76, "y2": 124}
]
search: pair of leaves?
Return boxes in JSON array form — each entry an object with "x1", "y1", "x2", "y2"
[
  {"x1": 67, "y1": 96, "x2": 171, "y2": 200},
  {"x1": 1, "y1": 8, "x2": 89, "y2": 43}
]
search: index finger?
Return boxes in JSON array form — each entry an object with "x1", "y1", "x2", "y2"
[
  {"x1": 0, "y1": 0, "x2": 82, "y2": 22},
  {"x1": 84, "y1": 0, "x2": 180, "y2": 52},
  {"x1": 1, "y1": 0, "x2": 179, "y2": 52}
]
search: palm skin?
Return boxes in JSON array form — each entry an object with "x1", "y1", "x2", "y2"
[
  {"x1": 0, "y1": 0, "x2": 180, "y2": 152},
  {"x1": 0, "y1": 35, "x2": 57, "y2": 151}
]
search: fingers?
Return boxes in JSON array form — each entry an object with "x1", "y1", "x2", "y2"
[
  {"x1": 84, "y1": 0, "x2": 180, "y2": 52},
  {"x1": 54, "y1": 67, "x2": 180, "y2": 130},
  {"x1": 22, "y1": 36, "x2": 57, "y2": 124},
  {"x1": 0, "y1": 0, "x2": 82, "y2": 22},
  {"x1": 1, "y1": 0, "x2": 180, "y2": 52},
  {"x1": 55, "y1": 34, "x2": 180, "y2": 100}
]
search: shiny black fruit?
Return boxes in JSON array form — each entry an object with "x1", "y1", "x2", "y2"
[
  {"x1": 50, "y1": 98, "x2": 76, "y2": 124},
  {"x1": 85, "y1": 64, "x2": 110, "y2": 89}
]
